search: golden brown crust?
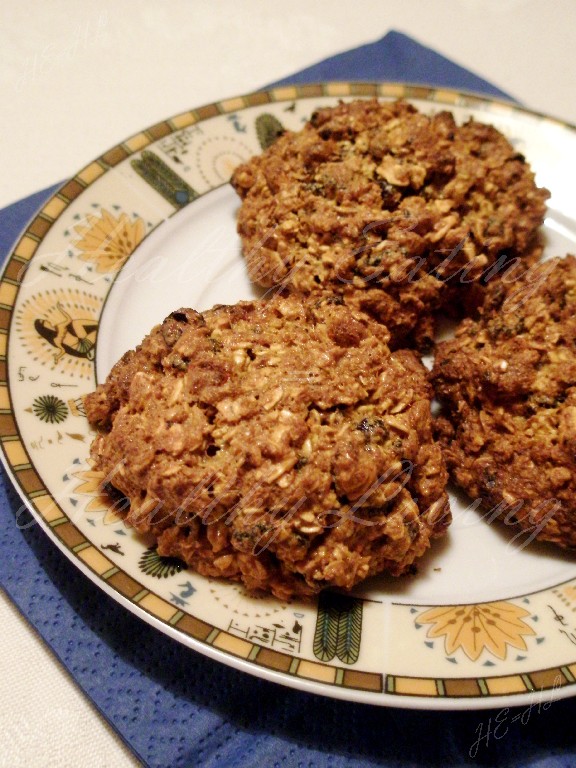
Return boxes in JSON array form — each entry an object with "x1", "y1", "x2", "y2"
[
  {"x1": 86, "y1": 295, "x2": 450, "y2": 599},
  {"x1": 431, "y1": 255, "x2": 576, "y2": 548},
  {"x1": 231, "y1": 99, "x2": 549, "y2": 349}
]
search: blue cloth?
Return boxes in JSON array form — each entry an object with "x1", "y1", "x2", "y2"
[
  {"x1": 1, "y1": 30, "x2": 574, "y2": 768},
  {"x1": 270, "y1": 30, "x2": 512, "y2": 100}
]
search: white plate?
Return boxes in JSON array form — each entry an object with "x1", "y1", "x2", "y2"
[{"x1": 3, "y1": 82, "x2": 576, "y2": 710}]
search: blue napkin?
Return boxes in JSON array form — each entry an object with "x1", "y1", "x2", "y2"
[
  {"x1": 2, "y1": 30, "x2": 575, "y2": 768},
  {"x1": 270, "y1": 30, "x2": 511, "y2": 99}
]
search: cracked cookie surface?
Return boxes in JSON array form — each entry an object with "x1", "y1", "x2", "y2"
[
  {"x1": 432, "y1": 255, "x2": 576, "y2": 548},
  {"x1": 86, "y1": 294, "x2": 450, "y2": 599},
  {"x1": 232, "y1": 99, "x2": 549, "y2": 349}
]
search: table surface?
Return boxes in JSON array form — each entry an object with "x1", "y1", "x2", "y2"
[{"x1": 2, "y1": 1, "x2": 576, "y2": 765}]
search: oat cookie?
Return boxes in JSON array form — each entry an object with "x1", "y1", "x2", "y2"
[
  {"x1": 232, "y1": 99, "x2": 549, "y2": 349},
  {"x1": 432, "y1": 256, "x2": 576, "y2": 548},
  {"x1": 86, "y1": 294, "x2": 450, "y2": 599}
]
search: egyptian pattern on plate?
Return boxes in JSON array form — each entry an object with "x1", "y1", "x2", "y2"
[{"x1": 1, "y1": 82, "x2": 576, "y2": 707}]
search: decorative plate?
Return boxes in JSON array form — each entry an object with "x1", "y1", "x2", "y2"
[{"x1": 2, "y1": 83, "x2": 576, "y2": 710}]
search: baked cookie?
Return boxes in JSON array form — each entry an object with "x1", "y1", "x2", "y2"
[
  {"x1": 431, "y1": 255, "x2": 576, "y2": 548},
  {"x1": 86, "y1": 294, "x2": 450, "y2": 600},
  {"x1": 232, "y1": 99, "x2": 549, "y2": 349}
]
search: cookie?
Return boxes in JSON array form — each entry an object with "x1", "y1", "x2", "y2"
[
  {"x1": 86, "y1": 294, "x2": 450, "y2": 599},
  {"x1": 232, "y1": 99, "x2": 549, "y2": 349},
  {"x1": 431, "y1": 255, "x2": 576, "y2": 548}
]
